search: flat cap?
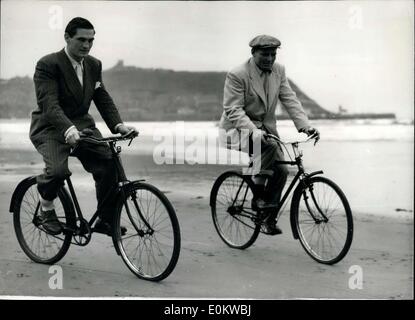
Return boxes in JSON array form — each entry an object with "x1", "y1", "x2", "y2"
[{"x1": 249, "y1": 35, "x2": 281, "y2": 49}]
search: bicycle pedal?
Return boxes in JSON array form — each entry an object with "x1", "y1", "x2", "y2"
[{"x1": 92, "y1": 225, "x2": 127, "y2": 237}]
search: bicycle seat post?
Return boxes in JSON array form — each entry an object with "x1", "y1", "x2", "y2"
[{"x1": 65, "y1": 176, "x2": 84, "y2": 220}]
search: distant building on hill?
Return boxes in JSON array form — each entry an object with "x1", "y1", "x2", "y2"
[{"x1": 0, "y1": 61, "x2": 396, "y2": 121}]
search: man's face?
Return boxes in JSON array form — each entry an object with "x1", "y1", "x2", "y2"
[
  {"x1": 65, "y1": 28, "x2": 95, "y2": 61},
  {"x1": 252, "y1": 47, "x2": 277, "y2": 71}
]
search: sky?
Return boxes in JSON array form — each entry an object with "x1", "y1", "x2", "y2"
[{"x1": 1, "y1": 0, "x2": 414, "y2": 119}]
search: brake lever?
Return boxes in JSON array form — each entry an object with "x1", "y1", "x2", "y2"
[
  {"x1": 310, "y1": 132, "x2": 319, "y2": 146},
  {"x1": 124, "y1": 130, "x2": 139, "y2": 146}
]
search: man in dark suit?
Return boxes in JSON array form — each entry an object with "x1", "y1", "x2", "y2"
[
  {"x1": 219, "y1": 35, "x2": 320, "y2": 235},
  {"x1": 30, "y1": 17, "x2": 136, "y2": 235}
]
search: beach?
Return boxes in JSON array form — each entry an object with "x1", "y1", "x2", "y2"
[{"x1": 0, "y1": 121, "x2": 413, "y2": 299}]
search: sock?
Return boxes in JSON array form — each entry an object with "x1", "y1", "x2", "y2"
[{"x1": 39, "y1": 193, "x2": 55, "y2": 211}]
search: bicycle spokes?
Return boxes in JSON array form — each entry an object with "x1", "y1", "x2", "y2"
[
  {"x1": 14, "y1": 180, "x2": 72, "y2": 263},
  {"x1": 212, "y1": 173, "x2": 261, "y2": 249},
  {"x1": 116, "y1": 184, "x2": 180, "y2": 280},
  {"x1": 296, "y1": 178, "x2": 353, "y2": 264}
]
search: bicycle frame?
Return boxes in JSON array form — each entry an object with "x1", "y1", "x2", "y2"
[
  {"x1": 62, "y1": 134, "x2": 154, "y2": 237},
  {"x1": 63, "y1": 139, "x2": 127, "y2": 229},
  {"x1": 231, "y1": 139, "x2": 324, "y2": 233},
  {"x1": 266, "y1": 160, "x2": 322, "y2": 223}
]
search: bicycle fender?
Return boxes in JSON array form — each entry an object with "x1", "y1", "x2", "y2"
[
  {"x1": 117, "y1": 180, "x2": 146, "y2": 194},
  {"x1": 9, "y1": 176, "x2": 37, "y2": 213},
  {"x1": 289, "y1": 183, "x2": 304, "y2": 240},
  {"x1": 307, "y1": 170, "x2": 324, "y2": 179}
]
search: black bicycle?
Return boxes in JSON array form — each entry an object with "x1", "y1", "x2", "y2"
[
  {"x1": 210, "y1": 133, "x2": 353, "y2": 264},
  {"x1": 9, "y1": 130, "x2": 181, "y2": 281}
]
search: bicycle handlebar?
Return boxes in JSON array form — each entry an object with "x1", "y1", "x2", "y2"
[
  {"x1": 78, "y1": 129, "x2": 139, "y2": 143},
  {"x1": 70, "y1": 130, "x2": 139, "y2": 153},
  {"x1": 265, "y1": 132, "x2": 319, "y2": 145},
  {"x1": 69, "y1": 129, "x2": 138, "y2": 157}
]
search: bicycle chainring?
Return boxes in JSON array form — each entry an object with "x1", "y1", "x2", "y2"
[{"x1": 72, "y1": 217, "x2": 92, "y2": 246}]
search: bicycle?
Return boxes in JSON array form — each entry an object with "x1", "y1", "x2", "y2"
[
  {"x1": 210, "y1": 133, "x2": 353, "y2": 264},
  {"x1": 9, "y1": 130, "x2": 181, "y2": 281}
]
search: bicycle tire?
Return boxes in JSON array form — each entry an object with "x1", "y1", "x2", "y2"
[
  {"x1": 113, "y1": 182, "x2": 181, "y2": 281},
  {"x1": 211, "y1": 171, "x2": 260, "y2": 249},
  {"x1": 291, "y1": 176, "x2": 353, "y2": 264},
  {"x1": 12, "y1": 177, "x2": 74, "y2": 264}
]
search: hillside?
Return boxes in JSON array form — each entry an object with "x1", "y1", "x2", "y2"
[{"x1": 0, "y1": 60, "x2": 331, "y2": 121}]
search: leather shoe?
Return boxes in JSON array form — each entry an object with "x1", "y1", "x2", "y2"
[
  {"x1": 93, "y1": 218, "x2": 127, "y2": 236},
  {"x1": 38, "y1": 208, "x2": 62, "y2": 235},
  {"x1": 263, "y1": 220, "x2": 283, "y2": 235}
]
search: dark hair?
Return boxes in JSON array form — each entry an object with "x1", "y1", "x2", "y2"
[{"x1": 65, "y1": 17, "x2": 94, "y2": 37}]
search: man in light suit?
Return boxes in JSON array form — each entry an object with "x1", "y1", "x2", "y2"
[
  {"x1": 219, "y1": 35, "x2": 320, "y2": 235},
  {"x1": 30, "y1": 17, "x2": 137, "y2": 235}
]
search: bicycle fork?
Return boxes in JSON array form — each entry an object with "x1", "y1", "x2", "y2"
[
  {"x1": 119, "y1": 183, "x2": 155, "y2": 236},
  {"x1": 302, "y1": 185, "x2": 329, "y2": 223}
]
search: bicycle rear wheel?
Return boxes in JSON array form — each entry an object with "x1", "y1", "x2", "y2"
[
  {"x1": 12, "y1": 177, "x2": 73, "y2": 264},
  {"x1": 292, "y1": 176, "x2": 353, "y2": 264},
  {"x1": 113, "y1": 182, "x2": 181, "y2": 281},
  {"x1": 210, "y1": 171, "x2": 260, "y2": 249}
]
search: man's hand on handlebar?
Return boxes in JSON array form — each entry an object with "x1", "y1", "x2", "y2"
[
  {"x1": 300, "y1": 126, "x2": 320, "y2": 145},
  {"x1": 116, "y1": 124, "x2": 139, "y2": 137},
  {"x1": 65, "y1": 127, "x2": 81, "y2": 146}
]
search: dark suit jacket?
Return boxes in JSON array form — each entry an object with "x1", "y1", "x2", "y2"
[{"x1": 30, "y1": 49, "x2": 122, "y2": 146}]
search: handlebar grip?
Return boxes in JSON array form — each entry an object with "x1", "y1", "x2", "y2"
[{"x1": 123, "y1": 129, "x2": 139, "y2": 139}]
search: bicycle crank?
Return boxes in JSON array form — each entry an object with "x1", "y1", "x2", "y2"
[{"x1": 72, "y1": 217, "x2": 92, "y2": 246}]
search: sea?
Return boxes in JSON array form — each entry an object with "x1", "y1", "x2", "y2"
[
  {"x1": 0, "y1": 119, "x2": 413, "y2": 218},
  {"x1": 0, "y1": 118, "x2": 413, "y2": 149}
]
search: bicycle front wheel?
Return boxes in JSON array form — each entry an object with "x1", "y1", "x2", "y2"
[
  {"x1": 211, "y1": 171, "x2": 260, "y2": 249},
  {"x1": 113, "y1": 182, "x2": 181, "y2": 281},
  {"x1": 292, "y1": 176, "x2": 353, "y2": 264},
  {"x1": 12, "y1": 177, "x2": 73, "y2": 264}
]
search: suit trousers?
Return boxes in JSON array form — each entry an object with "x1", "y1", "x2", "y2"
[
  {"x1": 250, "y1": 138, "x2": 289, "y2": 204},
  {"x1": 34, "y1": 130, "x2": 118, "y2": 222}
]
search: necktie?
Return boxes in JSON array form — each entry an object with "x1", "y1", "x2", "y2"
[
  {"x1": 75, "y1": 63, "x2": 83, "y2": 87},
  {"x1": 263, "y1": 72, "x2": 269, "y2": 106}
]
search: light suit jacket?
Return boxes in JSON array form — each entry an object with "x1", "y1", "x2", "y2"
[
  {"x1": 219, "y1": 58, "x2": 310, "y2": 150},
  {"x1": 30, "y1": 49, "x2": 123, "y2": 146}
]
